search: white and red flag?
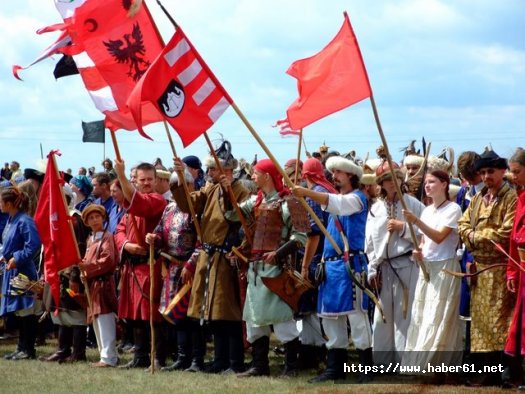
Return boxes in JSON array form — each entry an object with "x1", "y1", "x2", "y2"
[
  {"x1": 34, "y1": 151, "x2": 81, "y2": 310},
  {"x1": 127, "y1": 25, "x2": 233, "y2": 146}
]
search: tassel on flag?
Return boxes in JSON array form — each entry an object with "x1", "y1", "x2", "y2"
[{"x1": 273, "y1": 118, "x2": 301, "y2": 137}]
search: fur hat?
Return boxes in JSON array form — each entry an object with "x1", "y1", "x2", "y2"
[
  {"x1": 156, "y1": 170, "x2": 171, "y2": 180},
  {"x1": 81, "y1": 204, "x2": 106, "y2": 225},
  {"x1": 403, "y1": 155, "x2": 424, "y2": 167},
  {"x1": 325, "y1": 156, "x2": 363, "y2": 180},
  {"x1": 361, "y1": 159, "x2": 381, "y2": 185}
]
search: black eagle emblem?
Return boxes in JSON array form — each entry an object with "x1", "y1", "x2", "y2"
[{"x1": 103, "y1": 23, "x2": 150, "y2": 82}]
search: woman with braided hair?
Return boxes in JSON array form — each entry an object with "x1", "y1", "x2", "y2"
[{"x1": 0, "y1": 186, "x2": 42, "y2": 360}]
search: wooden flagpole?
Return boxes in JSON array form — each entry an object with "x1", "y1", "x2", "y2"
[
  {"x1": 203, "y1": 133, "x2": 253, "y2": 245},
  {"x1": 293, "y1": 129, "x2": 303, "y2": 185},
  {"x1": 162, "y1": 121, "x2": 203, "y2": 241},
  {"x1": 369, "y1": 96, "x2": 429, "y2": 281},
  {"x1": 148, "y1": 242, "x2": 156, "y2": 374}
]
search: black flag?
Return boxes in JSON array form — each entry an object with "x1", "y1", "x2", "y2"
[
  {"x1": 82, "y1": 120, "x2": 105, "y2": 143},
  {"x1": 53, "y1": 55, "x2": 79, "y2": 79}
]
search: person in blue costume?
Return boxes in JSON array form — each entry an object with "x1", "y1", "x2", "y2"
[
  {"x1": 70, "y1": 175, "x2": 94, "y2": 212},
  {"x1": 0, "y1": 186, "x2": 42, "y2": 360},
  {"x1": 293, "y1": 156, "x2": 373, "y2": 383}
]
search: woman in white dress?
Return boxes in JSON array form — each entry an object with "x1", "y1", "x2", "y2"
[{"x1": 402, "y1": 170, "x2": 463, "y2": 369}]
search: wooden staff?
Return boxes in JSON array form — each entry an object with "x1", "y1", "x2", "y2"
[
  {"x1": 162, "y1": 121, "x2": 203, "y2": 241},
  {"x1": 230, "y1": 102, "x2": 342, "y2": 255},
  {"x1": 153, "y1": 0, "x2": 340, "y2": 253},
  {"x1": 148, "y1": 242, "x2": 155, "y2": 374},
  {"x1": 203, "y1": 132, "x2": 253, "y2": 245},
  {"x1": 293, "y1": 129, "x2": 303, "y2": 185},
  {"x1": 369, "y1": 96, "x2": 429, "y2": 282}
]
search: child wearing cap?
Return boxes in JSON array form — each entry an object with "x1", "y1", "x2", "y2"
[{"x1": 78, "y1": 204, "x2": 119, "y2": 367}]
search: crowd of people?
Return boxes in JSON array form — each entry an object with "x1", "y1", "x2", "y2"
[{"x1": 0, "y1": 142, "x2": 524, "y2": 388}]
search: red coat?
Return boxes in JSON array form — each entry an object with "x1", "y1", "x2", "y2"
[
  {"x1": 80, "y1": 230, "x2": 118, "y2": 324},
  {"x1": 505, "y1": 189, "x2": 525, "y2": 356},
  {"x1": 114, "y1": 190, "x2": 166, "y2": 322}
]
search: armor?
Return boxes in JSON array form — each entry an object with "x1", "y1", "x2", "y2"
[{"x1": 252, "y1": 201, "x2": 284, "y2": 253}]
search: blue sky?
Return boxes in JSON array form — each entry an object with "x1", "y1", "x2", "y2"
[{"x1": 0, "y1": 0, "x2": 524, "y2": 173}]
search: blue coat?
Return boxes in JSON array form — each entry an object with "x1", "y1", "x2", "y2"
[{"x1": 0, "y1": 212, "x2": 42, "y2": 315}]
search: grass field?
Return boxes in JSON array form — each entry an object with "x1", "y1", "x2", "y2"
[{"x1": 0, "y1": 336, "x2": 508, "y2": 394}]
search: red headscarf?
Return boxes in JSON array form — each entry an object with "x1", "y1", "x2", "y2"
[
  {"x1": 254, "y1": 159, "x2": 284, "y2": 193},
  {"x1": 302, "y1": 158, "x2": 337, "y2": 193}
]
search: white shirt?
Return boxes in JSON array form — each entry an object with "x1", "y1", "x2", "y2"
[{"x1": 420, "y1": 201, "x2": 461, "y2": 261}]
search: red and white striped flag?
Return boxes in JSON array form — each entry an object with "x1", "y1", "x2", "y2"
[
  {"x1": 273, "y1": 118, "x2": 301, "y2": 137},
  {"x1": 127, "y1": 25, "x2": 232, "y2": 147}
]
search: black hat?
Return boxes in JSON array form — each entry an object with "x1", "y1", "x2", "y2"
[
  {"x1": 182, "y1": 155, "x2": 202, "y2": 170},
  {"x1": 474, "y1": 150, "x2": 508, "y2": 171},
  {"x1": 24, "y1": 168, "x2": 45, "y2": 184},
  {"x1": 63, "y1": 172, "x2": 73, "y2": 183}
]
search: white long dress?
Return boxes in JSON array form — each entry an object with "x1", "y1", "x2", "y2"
[{"x1": 403, "y1": 201, "x2": 463, "y2": 368}]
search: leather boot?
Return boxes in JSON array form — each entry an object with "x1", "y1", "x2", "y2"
[
  {"x1": 298, "y1": 344, "x2": 319, "y2": 370},
  {"x1": 12, "y1": 315, "x2": 37, "y2": 360},
  {"x1": 204, "y1": 332, "x2": 229, "y2": 373},
  {"x1": 162, "y1": 328, "x2": 191, "y2": 371},
  {"x1": 309, "y1": 348, "x2": 346, "y2": 383},
  {"x1": 227, "y1": 322, "x2": 245, "y2": 373},
  {"x1": 237, "y1": 336, "x2": 270, "y2": 378},
  {"x1": 120, "y1": 322, "x2": 150, "y2": 369},
  {"x1": 357, "y1": 347, "x2": 374, "y2": 383},
  {"x1": 185, "y1": 326, "x2": 206, "y2": 372},
  {"x1": 41, "y1": 325, "x2": 72, "y2": 362},
  {"x1": 281, "y1": 337, "x2": 300, "y2": 377}
]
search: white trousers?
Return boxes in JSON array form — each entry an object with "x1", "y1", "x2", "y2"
[
  {"x1": 93, "y1": 312, "x2": 118, "y2": 366},
  {"x1": 322, "y1": 311, "x2": 372, "y2": 350},
  {"x1": 372, "y1": 262, "x2": 418, "y2": 364},
  {"x1": 246, "y1": 319, "x2": 299, "y2": 344}
]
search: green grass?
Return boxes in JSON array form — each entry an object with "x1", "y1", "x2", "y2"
[{"x1": 0, "y1": 337, "x2": 506, "y2": 394}]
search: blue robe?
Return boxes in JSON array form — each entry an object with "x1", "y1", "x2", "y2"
[
  {"x1": 0, "y1": 212, "x2": 42, "y2": 315},
  {"x1": 318, "y1": 190, "x2": 368, "y2": 316}
]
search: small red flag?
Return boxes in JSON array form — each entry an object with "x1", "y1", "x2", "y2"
[
  {"x1": 34, "y1": 151, "x2": 81, "y2": 309},
  {"x1": 273, "y1": 118, "x2": 301, "y2": 137},
  {"x1": 127, "y1": 25, "x2": 232, "y2": 147},
  {"x1": 286, "y1": 12, "x2": 372, "y2": 130}
]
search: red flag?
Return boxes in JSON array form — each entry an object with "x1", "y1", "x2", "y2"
[
  {"x1": 286, "y1": 12, "x2": 372, "y2": 130},
  {"x1": 127, "y1": 25, "x2": 233, "y2": 147},
  {"x1": 34, "y1": 151, "x2": 81, "y2": 309},
  {"x1": 273, "y1": 118, "x2": 301, "y2": 137}
]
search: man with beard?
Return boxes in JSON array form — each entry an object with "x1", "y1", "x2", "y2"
[
  {"x1": 458, "y1": 150, "x2": 517, "y2": 386},
  {"x1": 114, "y1": 161, "x2": 167, "y2": 369}
]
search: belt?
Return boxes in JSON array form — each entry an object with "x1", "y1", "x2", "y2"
[
  {"x1": 203, "y1": 243, "x2": 230, "y2": 255},
  {"x1": 128, "y1": 254, "x2": 149, "y2": 265},
  {"x1": 384, "y1": 250, "x2": 412, "y2": 262},
  {"x1": 324, "y1": 250, "x2": 366, "y2": 262}
]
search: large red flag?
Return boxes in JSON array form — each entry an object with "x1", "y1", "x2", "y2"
[
  {"x1": 127, "y1": 25, "x2": 233, "y2": 146},
  {"x1": 286, "y1": 12, "x2": 372, "y2": 130},
  {"x1": 34, "y1": 151, "x2": 81, "y2": 309}
]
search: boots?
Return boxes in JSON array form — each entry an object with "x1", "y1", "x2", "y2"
[
  {"x1": 162, "y1": 329, "x2": 191, "y2": 371},
  {"x1": 11, "y1": 315, "x2": 37, "y2": 360},
  {"x1": 309, "y1": 348, "x2": 347, "y2": 383},
  {"x1": 298, "y1": 344, "x2": 326, "y2": 370},
  {"x1": 357, "y1": 347, "x2": 374, "y2": 383},
  {"x1": 502, "y1": 353, "x2": 524, "y2": 388},
  {"x1": 120, "y1": 323, "x2": 150, "y2": 369},
  {"x1": 41, "y1": 325, "x2": 72, "y2": 362},
  {"x1": 281, "y1": 338, "x2": 300, "y2": 377},
  {"x1": 237, "y1": 336, "x2": 270, "y2": 377},
  {"x1": 204, "y1": 332, "x2": 229, "y2": 373},
  {"x1": 227, "y1": 322, "x2": 245, "y2": 373},
  {"x1": 185, "y1": 327, "x2": 206, "y2": 372}
]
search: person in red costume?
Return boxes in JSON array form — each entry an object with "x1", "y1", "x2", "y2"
[{"x1": 504, "y1": 147, "x2": 525, "y2": 387}]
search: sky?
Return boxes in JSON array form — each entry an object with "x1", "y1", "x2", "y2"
[{"x1": 0, "y1": 0, "x2": 524, "y2": 174}]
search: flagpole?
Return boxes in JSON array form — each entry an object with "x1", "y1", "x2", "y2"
[
  {"x1": 230, "y1": 102, "x2": 342, "y2": 255},
  {"x1": 369, "y1": 95, "x2": 429, "y2": 282},
  {"x1": 302, "y1": 136, "x2": 311, "y2": 158},
  {"x1": 50, "y1": 152, "x2": 92, "y2": 309},
  {"x1": 148, "y1": 242, "x2": 156, "y2": 375},
  {"x1": 162, "y1": 121, "x2": 203, "y2": 241},
  {"x1": 294, "y1": 129, "x2": 303, "y2": 185},
  {"x1": 153, "y1": 0, "x2": 341, "y2": 254},
  {"x1": 203, "y1": 132, "x2": 253, "y2": 245}
]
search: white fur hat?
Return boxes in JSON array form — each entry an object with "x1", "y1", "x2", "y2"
[
  {"x1": 203, "y1": 155, "x2": 238, "y2": 170},
  {"x1": 326, "y1": 156, "x2": 363, "y2": 180},
  {"x1": 403, "y1": 155, "x2": 424, "y2": 167}
]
